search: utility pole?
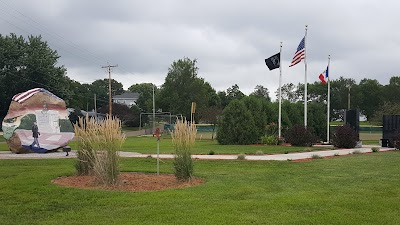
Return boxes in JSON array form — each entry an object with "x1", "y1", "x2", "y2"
[
  {"x1": 152, "y1": 84, "x2": 155, "y2": 134},
  {"x1": 101, "y1": 64, "x2": 118, "y2": 116},
  {"x1": 94, "y1": 93, "x2": 97, "y2": 121},
  {"x1": 348, "y1": 85, "x2": 351, "y2": 110}
]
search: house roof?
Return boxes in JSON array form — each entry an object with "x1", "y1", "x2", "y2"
[{"x1": 113, "y1": 92, "x2": 139, "y2": 99}]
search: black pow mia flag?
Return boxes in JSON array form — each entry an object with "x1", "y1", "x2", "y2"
[{"x1": 265, "y1": 52, "x2": 280, "y2": 70}]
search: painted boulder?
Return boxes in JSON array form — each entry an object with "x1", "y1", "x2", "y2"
[{"x1": 2, "y1": 88, "x2": 74, "y2": 153}]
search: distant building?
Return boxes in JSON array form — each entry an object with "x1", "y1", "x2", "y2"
[
  {"x1": 67, "y1": 108, "x2": 106, "y2": 121},
  {"x1": 112, "y1": 92, "x2": 139, "y2": 107}
]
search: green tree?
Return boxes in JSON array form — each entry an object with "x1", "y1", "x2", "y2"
[
  {"x1": 276, "y1": 83, "x2": 301, "y2": 103},
  {"x1": 217, "y1": 99, "x2": 258, "y2": 145},
  {"x1": 242, "y1": 96, "x2": 273, "y2": 138},
  {"x1": 67, "y1": 79, "x2": 93, "y2": 110},
  {"x1": 250, "y1": 85, "x2": 271, "y2": 101},
  {"x1": 383, "y1": 76, "x2": 400, "y2": 105},
  {"x1": 358, "y1": 78, "x2": 383, "y2": 120},
  {"x1": 90, "y1": 79, "x2": 124, "y2": 109},
  {"x1": 98, "y1": 103, "x2": 139, "y2": 126},
  {"x1": 307, "y1": 81, "x2": 328, "y2": 103},
  {"x1": 217, "y1": 91, "x2": 229, "y2": 108},
  {"x1": 158, "y1": 58, "x2": 216, "y2": 119},
  {"x1": 0, "y1": 34, "x2": 69, "y2": 119},
  {"x1": 371, "y1": 101, "x2": 400, "y2": 125},
  {"x1": 197, "y1": 106, "x2": 223, "y2": 140},
  {"x1": 217, "y1": 84, "x2": 245, "y2": 108},
  {"x1": 128, "y1": 83, "x2": 157, "y2": 113},
  {"x1": 307, "y1": 102, "x2": 327, "y2": 141},
  {"x1": 329, "y1": 77, "x2": 357, "y2": 120}
]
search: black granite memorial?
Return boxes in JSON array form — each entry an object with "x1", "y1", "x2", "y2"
[{"x1": 382, "y1": 115, "x2": 400, "y2": 148}]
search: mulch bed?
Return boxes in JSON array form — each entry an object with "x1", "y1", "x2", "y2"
[{"x1": 52, "y1": 172, "x2": 204, "y2": 192}]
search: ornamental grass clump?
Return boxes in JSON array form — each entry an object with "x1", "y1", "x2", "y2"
[
  {"x1": 74, "y1": 115, "x2": 125, "y2": 185},
  {"x1": 171, "y1": 119, "x2": 197, "y2": 182}
]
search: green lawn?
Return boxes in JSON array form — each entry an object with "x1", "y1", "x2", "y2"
[
  {"x1": 1, "y1": 152, "x2": 400, "y2": 224},
  {"x1": 1, "y1": 132, "x2": 381, "y2": 153},
  {"x1": 68, "y1": 136, "x2": 333, "y2": 155}
]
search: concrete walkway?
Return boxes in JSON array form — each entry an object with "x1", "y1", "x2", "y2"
[{"x1": 0, "y1": 145, "x2": 395, "y2": 160}]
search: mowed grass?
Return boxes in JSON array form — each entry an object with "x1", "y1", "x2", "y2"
[
  {"x1": 1, "y1": 152, "x2": 400, "y2": 224},
  {"x1": 1, "y1": 131, "x2": 382, "y2": 153},
  {"x1": 68, "y1": 135, "x2": 333, "y2": 155}
]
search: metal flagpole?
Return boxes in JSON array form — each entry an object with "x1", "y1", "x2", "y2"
[
  {"x1": 278, "y1": 42, "x2": 283, "y2": 138},
  {"x1": 304, "y1": 25, "x2": 308, "y2": 127},
  {"x1": 327, "y1": 55, "x2": 331, "y2": 143}
]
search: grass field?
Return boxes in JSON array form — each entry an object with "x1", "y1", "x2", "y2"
[
  {"x1": 1, "y1": 152, "x2": 400, "y2": 224},
  {"x1": 1, "y1": 132, "x2": 381, "y2": 153},
  {"x1": 67, "y1": 136, "x2": 335, "y2": 155}
]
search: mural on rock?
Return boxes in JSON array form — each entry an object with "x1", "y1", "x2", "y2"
[{"x1": 2, "y1": 88, "x2": 74, "y2": 153}]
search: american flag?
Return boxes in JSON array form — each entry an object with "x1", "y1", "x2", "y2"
[
  {"x1": 289, "y1": 37, "x2": 305, "y2": 67},
  {"x1": 12, "y1": 88, "x2": 62, "y2": 103}
]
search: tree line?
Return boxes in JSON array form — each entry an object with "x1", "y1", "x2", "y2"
[{"x1": 1, "y1": 33, "x2": 399, "y2": 130}]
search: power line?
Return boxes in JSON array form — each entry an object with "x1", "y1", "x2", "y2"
[{"x1": 0, "y1": 0, "x2": 141, "y2": 82}]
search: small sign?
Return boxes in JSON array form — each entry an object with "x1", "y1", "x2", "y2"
[
  {"x1": 191, "y1": 102, "x2": 196, "y2": 114},
  {"x1": 155, "y1": 128, "x2": 160, "y2": 140}
]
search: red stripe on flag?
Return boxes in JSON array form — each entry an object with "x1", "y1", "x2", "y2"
[
  {"x1": 319, "y1": 74, "x2": 327, "y2": 84},
  {"x1": 12, "y1": 88, "x2": 41, "y2": 103}
]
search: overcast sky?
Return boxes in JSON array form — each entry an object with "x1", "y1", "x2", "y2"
[{"x1": 1, "y1": 0, "x2": 399, "y2": 99}]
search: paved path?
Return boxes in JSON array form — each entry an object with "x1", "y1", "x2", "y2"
[{"x1": 0, "y1": 145, "x2": 395, "y2": 160}]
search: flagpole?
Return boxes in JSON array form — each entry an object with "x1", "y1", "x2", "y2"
[
  {"x1": 327, "y1": 55, "x2": 331, "y2": 143},
  {"x1": 304, "y1": 25, "x2": 308, "y2": 127},
  {"x1": 278, "y1": 42, "x2": 282, "y2": 138}
]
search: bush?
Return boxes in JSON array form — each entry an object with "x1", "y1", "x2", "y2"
[
  {"x1": 394, "y1": 133, "x2": 400, "y2": 150},
  {"x1": 208, "y1": 150, "x2": 215, "y2": 155},
  {"x1": 371, "y1": 147, "x2": 380, "y2": 152},
  {"x1": 332, "y1": 125, "x2": 358, "y2": 149},
  {"x1": 171, "y1": 119, "x2": 197, "y2": 182},
  {"x1": 311, "y1": 154, "x2": 324, "y2": 159},
  {"x1": 217, "y1": 97, "x2": 269, "y2": 145},
  {"x1": 284, "y1": 125, "x2": 317, "y2": 147},
  {"x1": 237, "y1": 154, "x2": 246, "y2": 160},
  {"x1": 74, "y1": 115, "x2": 125, "y2": 185},
  {"x1": 352, "y1": 150, "x2": 362, "y2": 154},
  {"x1": 255, "y1": 150, "x2": 264, "y2": 155},
  {"x1": 261, "y1": 135, "x2": 278, "y2": 145},
  {"x1": 265, "y1": 123, "x2": 278, "y2": 136}
]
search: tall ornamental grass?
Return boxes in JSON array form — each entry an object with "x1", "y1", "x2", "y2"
[
  {"x1": 74, "y1": 115, "x2": 126, "y2": 185},
  {"x1": 171, "y1": 119, "x2": 197, "y2": 181}
]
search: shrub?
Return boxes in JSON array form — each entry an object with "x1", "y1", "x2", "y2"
[
  {"x1": 284, "y1": 125, "x2": 317, "y2": 147},
  {"x1": 171, "y1": 119, "x2": 197, "y2": 182},
  {"x1": 265, "y1": 122, "x2": 278, "y2": 136},
  {"x1": 332, "y1": 125, "x2": 358, "y2": 149},
  {"x1": 277, "y1": 137, "x2": 285, "y2": 145},
  {"x1": 237, "y1": 154, "x2": 246, "y2": 160},
  {"x1": 311, "y1": 154, "x2": 324, "y2": 159},
  {"x1": 352, "y1": 150, "x2": 362, "y2": 154},
  {"x1": 371, "y1": 147, "x2": 380, "y2": 152},
  {"x1": 334, "y1": 153, "x2": 340, "y2": 156},
  {"x1": 255, "y1": 150, "x2": 264, "y2": 155},
  {"x1": 261, "y1": 135, "x2": 278, "y2": 145},
  {"x1": 208, "y1": 150, "x2": 215, "y2": 155},
  {"x1": 217, "y1": 98, "x2": 267, "y2": 145},
  {"x1": 394, "y1": 133, "x2": 400, "y2": 150},
  {"x1": 74, "y1": 115, "x2": 125, "y2": 185}
]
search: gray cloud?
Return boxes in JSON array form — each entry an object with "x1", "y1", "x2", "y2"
[{"x1": 1, "y1": 0, "x2": 399, "y2": 99}]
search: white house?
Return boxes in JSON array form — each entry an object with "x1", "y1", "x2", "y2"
[{"x1": 112, "y1": 92, "x2": 139, "y2": 107}]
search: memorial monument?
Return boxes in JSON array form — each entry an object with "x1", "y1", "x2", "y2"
[{"x1": 2, "y1": 88, "x2": 74, "y2": 153}]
